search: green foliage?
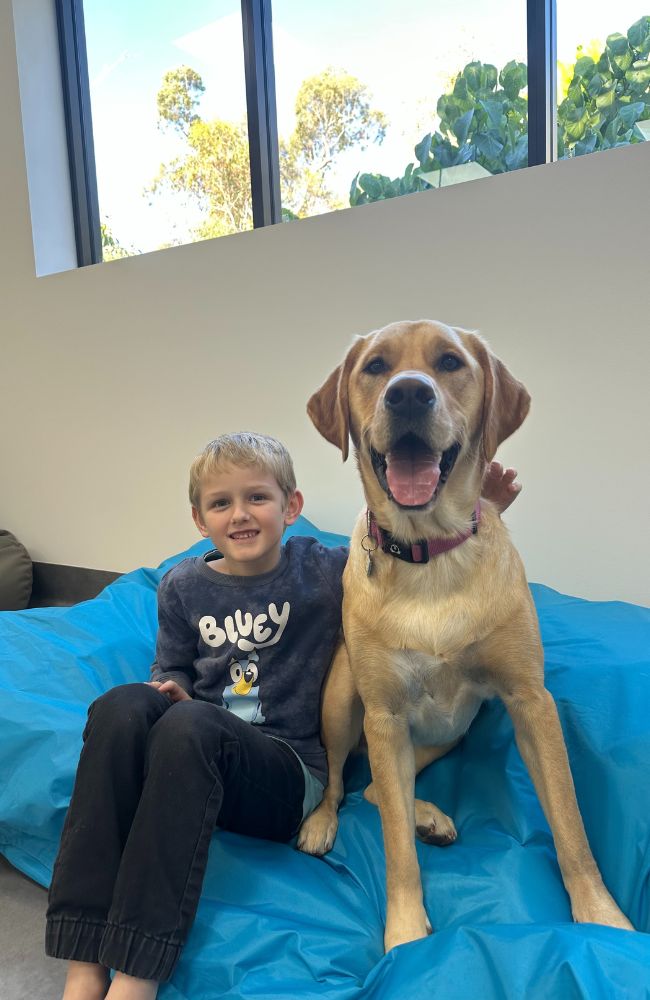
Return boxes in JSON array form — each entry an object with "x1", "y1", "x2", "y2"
[
  {"x1": 349, "y1": 163, "x2": 430, "y2": 206},
  {"x1": 156, "y1": 66, "x2": 205, "y2": 136},
  {"x1": 280, "y1": 67, "x2": 387, "y2": 218},
  {"x1": 558, "y1": 16, "x2": 650, "y2": 156},
  {"x1": 352, "y1": 58, "x2": 529, "y2": 206},
  {"x1": 138, "y1": 18, "x2": 650, "y2": 239},
  {"x1": 150, "y1": 65, "x2": 386, "y2": 237},
  {"x1": 354, "y1": 15, "x2": 650, "y2": 204},
  {"x1": 430, "y1": 59, "x2": 529, "y2": 174},
  {"x1": 150, "y1": 117, "x2": 253, "y2": 238},
  {"x1": 101, "y1": 221, "x2": 134, "y2": 261}
]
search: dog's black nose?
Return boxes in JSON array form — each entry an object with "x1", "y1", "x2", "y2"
[{"x1": 384, "y1": 372, "x2": 436, "y2": 416}]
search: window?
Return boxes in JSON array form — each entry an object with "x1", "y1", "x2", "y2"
[
  {"x1": 82, "y1": 0, "x2": 251, "y2": 258},
  {"x1": 53, "y1": 1, "x2": 649, "y2": 266},
  {"x1": 272, "y1": 0, "x2": 528, "y2": 212}
]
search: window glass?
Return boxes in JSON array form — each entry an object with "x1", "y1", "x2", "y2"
[
  {"x1": 84, "y1": 0, "x2": 251, "y2": 259},
  {"x1": 81, "y1": 3, "x2": 650, "y2": 259},
  {"x1": 557, "y1": 7, "x2": 650, "y2": 159},
  {"x1": 271, "y1": 0, "x2": 528, "y2": 215}
]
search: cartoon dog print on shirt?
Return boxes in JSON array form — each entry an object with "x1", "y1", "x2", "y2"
[{"x1": 222, "y1": 651, "x2": 266, "y2": 724}]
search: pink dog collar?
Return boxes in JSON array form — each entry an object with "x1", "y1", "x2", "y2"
[{"x1": 367, "y1": 503, "x2": 481, "y2": 564}]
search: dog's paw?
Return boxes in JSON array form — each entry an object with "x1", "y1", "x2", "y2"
[
  {"x1": 414, "y1": 799, "x2": 457, "y2": 846},
  {"x1": 296, "y1": 806, "x2": 338, "y2": 856}
]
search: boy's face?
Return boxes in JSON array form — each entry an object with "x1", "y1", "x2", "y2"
[{"x1": 192, "y1": 464, "x2": 303, "y2": 576}]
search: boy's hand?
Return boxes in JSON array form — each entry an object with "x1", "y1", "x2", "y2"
[
  {"x1": 481, "y1": 461, "x2": 522, "y2": 515},
  {"x1": 147, "y1": 680, "x2": 192, "y2": 702}
]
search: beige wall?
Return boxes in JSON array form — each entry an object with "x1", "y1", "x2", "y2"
[{"x1": 2, "y1": 2, "x2": 649, "y2": 605}]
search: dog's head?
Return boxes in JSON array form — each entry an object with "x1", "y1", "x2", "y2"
[{"x1": 308, "y1": 319, "x2": 530, "y2": 528}]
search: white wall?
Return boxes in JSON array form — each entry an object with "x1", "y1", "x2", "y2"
[
  {"x1": 12, "y1": 0, "x2": 77, "y2": 276},
  {"x1": 1, "y1": 2, "x2": 649, "y2": 605}
]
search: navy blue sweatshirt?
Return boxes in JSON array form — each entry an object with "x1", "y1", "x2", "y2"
[{"x1": 151, "y1": 536, "x2": 348, "y2": 784}]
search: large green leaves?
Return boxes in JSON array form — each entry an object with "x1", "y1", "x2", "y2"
[
  {"x1": 558, "y1": 15, "x2": 650, "y2": 158},
  {"x1": 349, "y1": 165, "x2": 431, "y2": 206},
  {"x1": 627, "y1": 60, "x2": 650, "y2": 87},
  {"x1": 351, "y1": 15, "x2": 650, "y2": 206},
  {"x1": 627, "y1": 16, "x2": 650, "y2": 54},
  {"x1": 435, "y1": 60, "x2": 527, "y2": 175},
  {"x1": 500, "y1": 61, "x2": 528, "y2": 101}
]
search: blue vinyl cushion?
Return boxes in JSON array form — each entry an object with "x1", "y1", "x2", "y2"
[{"x1": 0, "y1": 515, "x2": 648, "y2": 998}]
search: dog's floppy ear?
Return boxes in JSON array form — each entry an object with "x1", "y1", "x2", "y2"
[
  {"x1": 307, "y1": 337, "x2": 365, "y2": 461},
  {"x1": 466, "y1": 333, "x2": 531, "y2": 462}
]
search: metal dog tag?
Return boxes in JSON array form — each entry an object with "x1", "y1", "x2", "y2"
[{"x1": 361, "y1": 511, "x2": 378, "y2": 578}]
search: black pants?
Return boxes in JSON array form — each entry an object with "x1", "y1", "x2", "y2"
[{"x1": 45, "y1": 683, "x2": 305, "y2": 982}]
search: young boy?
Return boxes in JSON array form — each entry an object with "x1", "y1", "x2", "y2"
[{"x1": 46, "y1": 432, "x2": 520, "y2": 1000}]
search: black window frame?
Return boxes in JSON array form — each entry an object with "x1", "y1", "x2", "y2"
[
  {"x1": 527, "y1": 0, "x2": 558, "y2": 166},
  {"x1": 57, "y1": 0, "x2": 559, "y2": 267},
  {"x1": 55, "y1": 0, "x2": 102, "y2": 266}
]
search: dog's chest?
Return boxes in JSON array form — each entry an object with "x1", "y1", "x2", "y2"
[{"x1": 393, "y1": 649, "x2": 490, "y2": 746}]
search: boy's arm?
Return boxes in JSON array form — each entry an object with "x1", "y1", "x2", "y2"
[{"x1": 150, "y1": 574, "x2": 197, "y2": 697}]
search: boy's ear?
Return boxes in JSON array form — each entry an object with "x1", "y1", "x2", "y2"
[
  {"x1": 284, "y1": 490, "x2": 304, "y2": 526},
  {"x1": 192, "y1": 506, "x2": 210, "y2": 537}
]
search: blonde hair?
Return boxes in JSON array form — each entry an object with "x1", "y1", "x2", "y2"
[{"x1": 189, "y1": 432, "x2": 297, "y2": 509}]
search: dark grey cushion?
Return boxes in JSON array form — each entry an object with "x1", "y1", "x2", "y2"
[{"x1": 0, "y1": 529, "x2": 32, "y2": 610}]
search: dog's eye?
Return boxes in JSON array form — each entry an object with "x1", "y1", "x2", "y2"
[
  {"x1": 364, "y1": 357, "x2": 388, "y2": 375},
  {"x1": 438, "y1": 353, "x2": 463, "y2": 372}
]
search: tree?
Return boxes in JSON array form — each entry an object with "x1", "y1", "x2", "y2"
[
  {"x1": 156, "y1": 66, "x2": 205, "y2": 137},
  {"x1": 150, "y1": 118, "x2": 253, "y2": 238},
  {"x1": 149, "y1": 65, "x2": 387, "y2": 238},
  {"x1": 280, "y1": 68, "x2": 387, "y2": 218}
]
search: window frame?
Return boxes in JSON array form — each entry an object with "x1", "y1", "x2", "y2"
[
  {"x1": 55, "y1": 0, "x2": 102, "y2": 266},
  {"x1": 527, "y1": 0, "x2": 558, "y2": 165},
  {"x1": 241, "y1": 0, "x2": 282, "y2": 227},
  {"x1": 57, "y1": 0, "x2": 559, "y2": 267}
]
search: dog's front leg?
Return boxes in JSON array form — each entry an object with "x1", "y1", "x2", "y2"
[
  {"x1": 502, "y1": 682, "x2": 633, "y2": 930},
  {"x1": 363, "y1": 702, "x2": 430, "y2": 951}
]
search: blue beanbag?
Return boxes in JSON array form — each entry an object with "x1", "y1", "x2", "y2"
[{"x1": 0, "y1": 515, "x2": 649, "y2": 998}]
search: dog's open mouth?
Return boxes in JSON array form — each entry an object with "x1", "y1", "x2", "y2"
[{"x1": 371, "y1": 435, "x2": 460, "y2": 509}]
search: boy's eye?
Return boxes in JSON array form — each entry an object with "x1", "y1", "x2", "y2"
[
  {"x1": 250, "y1": 494, "x2": 267, "y2": 502},
  {"x1": 212, "y1": 498, "x2": 229, "y2": 508}
]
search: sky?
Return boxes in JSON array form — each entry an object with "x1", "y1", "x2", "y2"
[{"x1": 83, "y1": 1, "x2": 648, "y2": 255}]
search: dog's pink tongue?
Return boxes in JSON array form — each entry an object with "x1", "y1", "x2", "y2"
[{"x1": 386, "y1": 451, "x2": 441, "y2": 506}]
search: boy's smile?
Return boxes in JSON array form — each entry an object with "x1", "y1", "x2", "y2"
[
  {"x1": 229, "y1": 529, "x2": 259, "y2": 542},
  {"x1": 192, "y1": 464, "x2": 303, "y2": 576}
]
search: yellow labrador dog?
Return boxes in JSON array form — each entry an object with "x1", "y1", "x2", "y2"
[{"x1": 298, "y1": 319, "x2": 632, "y2": 951}]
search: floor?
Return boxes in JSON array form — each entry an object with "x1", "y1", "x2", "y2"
[{"x1": 0, "y1": 854, "x2": 66, "y2": 999}]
